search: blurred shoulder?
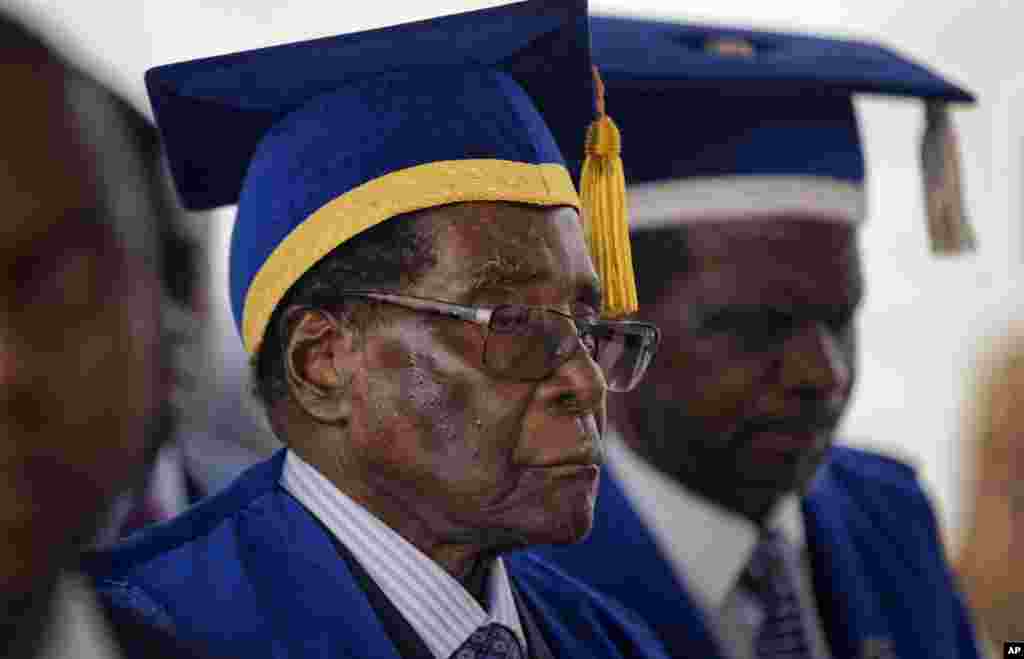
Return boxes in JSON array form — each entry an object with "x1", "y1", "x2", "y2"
[{"x1": 823, "y1": 443, "x2": 923, "y2": 492}]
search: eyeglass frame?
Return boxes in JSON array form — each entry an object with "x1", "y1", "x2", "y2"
[{"x1": 284, "y1": 290, "x2": 660, "y2": 392}]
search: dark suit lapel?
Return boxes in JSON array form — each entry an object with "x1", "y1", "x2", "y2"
[
  {"x1": 184, "y1": 465, "x2": 205, "y2": 507},
  {"x1": 510, "y1": 578, "x2": 555, "y2": 659},
  {"x1": 103, "y1": 595, "x2": 217, "y2": 659},
  {"x1": 332, "y1": 533, "x2": 434, "y2": 659},
  {"x1": 239, "y1": 482, "x2": 403, "y2": 659},
  {"x1": 803, "y1": 463, "x2": 895, "y2": 659}
]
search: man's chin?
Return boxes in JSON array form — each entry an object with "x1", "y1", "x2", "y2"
[
  {"x1": 544, "y1": 519, "x2": 594, "y2": 546},
  {"x1": 520, "y1": 498, "x2": 597, "y2": 547},
  {"x1": 536, "y1": 471, "x2": 599, "y2": 545},
  {"x1": 480, "y1": 466, "x2": 600, "y2": 549},
  {"x1": 483, "y1": 501, "x2": 596, "y2": 551}
]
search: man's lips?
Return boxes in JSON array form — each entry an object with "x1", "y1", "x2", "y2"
[
  {"x1": 530, "y1": 416, "x2": 604, "y2": 469},
  {"x1": 541, "y1": 462, "x2": 600, "y2": 477},
  {"x1": 523, "y1": 453, "x2": 601, "y2": 496},
  {"x1": 745, "y1": 427, "x2": 832, "y2": 468},
  {"x1": 528, "y1": 452, "x2": 603, "y2": 469},
  {"x1": 750, "y1": 430, "x2": 820, "y2": 453},
  {"x1": 522, "y1": 463, "x2": 600, "y2": 493},
  {"x1": 742, "y1": 416, "x2": 835, "y2": 455},
  {"x1": 521, "y1": 447, "x2": 602, "y2": 483}
]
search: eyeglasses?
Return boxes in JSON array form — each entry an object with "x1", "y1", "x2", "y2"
[{"x1": 304, "y1": 291, "x2": 660, "y2": 393}]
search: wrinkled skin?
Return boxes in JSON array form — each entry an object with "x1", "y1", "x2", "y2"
[
  {"x1": 0, "y1": 42, "x2": 163, "y2": 654},
  {"x1": 617, "y1": 217, "x2": 862, "y2": 524},
  {"x1": 285, "y1": 202, "x2": 607, "y2": 583}
]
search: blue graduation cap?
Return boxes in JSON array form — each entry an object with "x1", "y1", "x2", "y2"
[
  {"x1": 146, "y1": 0, "x2": 637, "y2": 354},
  {"x1": 589, "y1": 16, "x2": 976, "y2": 253}
]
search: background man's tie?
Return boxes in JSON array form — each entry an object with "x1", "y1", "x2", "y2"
[
  {"x1": 743, "y1": 530, "x2": 813, "y2": 659},
  {"x1": 450, "y1": 623, "x2": 524, "y2": 659}
]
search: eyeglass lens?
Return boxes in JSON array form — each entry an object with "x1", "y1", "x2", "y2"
[{"x1": 484, "y1": 305, "x2": 657, "y2": 392}]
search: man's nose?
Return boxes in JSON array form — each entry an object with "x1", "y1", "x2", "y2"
[
  {"x1": 778, "y1": 322, "x2": 851, "y2": 404},
  {"x1": 541, "y1": 338, "x2": 607, "y2": 416}
]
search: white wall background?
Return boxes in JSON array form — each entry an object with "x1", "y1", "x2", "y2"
[{"x1": 5, "y1": 0, "x2": 1021, "y2": 547}]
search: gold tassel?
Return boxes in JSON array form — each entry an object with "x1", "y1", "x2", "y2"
[
  {"x1": 920, "y1": 100, "x2": 976, "y2": 255},
  {"x1": 581, "y1": 65, "x2": 638, "y2": 317}
]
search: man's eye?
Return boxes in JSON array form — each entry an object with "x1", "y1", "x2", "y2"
[
  {"x1": 732, "y1": 325, "x2": 789, "y2": 351},
  {"x1": 825, "y1": 307, "x2": 856, "y2": 333},
  {"x1": 699, "y1": 310, "x2": 794, "y2": 350}
]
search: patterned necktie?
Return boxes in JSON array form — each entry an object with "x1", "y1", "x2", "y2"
[
  {"x1": 450, "y1": 623, "x2": 524, "y2": 659},
  {"x1": 743, "y1": 530, "x2": 812, "y2": 659}
]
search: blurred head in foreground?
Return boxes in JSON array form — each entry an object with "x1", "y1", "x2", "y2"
[{"x1": 0, "y1": 15, "x2": 171, "y2": 656}]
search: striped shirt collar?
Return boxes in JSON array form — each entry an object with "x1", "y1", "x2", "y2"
[{"x1": 281, "y1": 450, "x2": 526, "y2": 659}]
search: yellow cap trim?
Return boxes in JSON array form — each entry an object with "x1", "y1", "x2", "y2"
[{"x1": 242, "y1": 159, "x2": 580, "y2": 353}]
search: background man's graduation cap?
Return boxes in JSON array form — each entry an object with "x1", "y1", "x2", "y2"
[
  {"x1": 145, "y1": 0, "x2": 637, "y2": 354},
  {"x1": 588, "y1": 15, "x2": 976, "y2": 253}
]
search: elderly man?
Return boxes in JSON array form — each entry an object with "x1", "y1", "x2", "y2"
[
  {"x1": 535, "y1": 16, "x2": 984, "y2": 659},
  {"x1": 0, "y1": 13, "x2": 219, "y2": 659},
  {"x1": 84, "y1": 3, "x2": 667, "y2": 659}
]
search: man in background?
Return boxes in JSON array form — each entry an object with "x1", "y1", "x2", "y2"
[{"x1": 536, "y1": 16, "x2": 983, "y2": 659}]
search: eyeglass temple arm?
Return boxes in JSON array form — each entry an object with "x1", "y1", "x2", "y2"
[{"x1": 350, "y1": 292, "x2": 492, "y2": 326}]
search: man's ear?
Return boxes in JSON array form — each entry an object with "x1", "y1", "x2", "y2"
[{"x1": 284, "y1": 307, "x2": 357, "y2": 423}]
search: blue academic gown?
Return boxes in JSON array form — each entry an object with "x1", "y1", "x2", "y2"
[
  {"x1": 534, "y1": 445, "x2": 982, "y2": 659},
  {"x1": 83, "y1": 450, "x2": 671, "y2": 659}
]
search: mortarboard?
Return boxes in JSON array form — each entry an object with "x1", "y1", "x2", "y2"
[
  {"x1": 146, "y1": 0, "x2": 636, "y2": 354},
  {"x1": 589, "y1": 16, "x2": 976, "y2": 253}
]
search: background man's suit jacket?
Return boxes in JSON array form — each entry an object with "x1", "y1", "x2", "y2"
[
  {"x1": 534, "y1": 445, "x2": 982, "y2": 659},
  {"x1": 83, "y1": 451, "x2": 671, "y2": 659}
]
